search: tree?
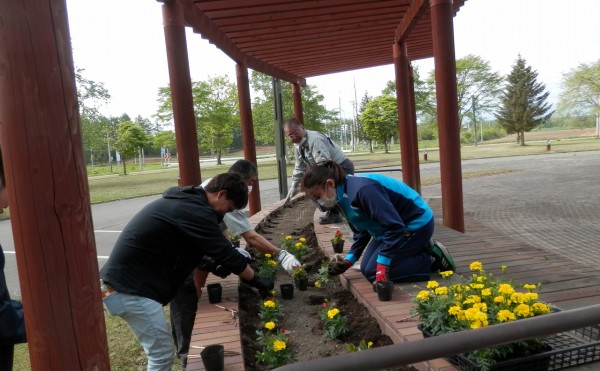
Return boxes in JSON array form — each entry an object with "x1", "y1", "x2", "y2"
[
  {"x1": 114, "y1": 121, "x2": 149, "y2": 175},
  {"x1": 360, "y1": 95, "x2": 398, "y2": 153},
  {"x1": 427, "y1": 55, "x2": 503, "y2": 130},
  {"x1": 557, "y1": 60, "x2": 600, "y2": 126},
  {"x1": 356, "y1": 92, "x2": 373, "y2": 152},
  {"x1": 495, "y1": 56, "x2": 554, "y2": 145},
  {"x1": 153, "y1": 130, "x2": 176, "y2": 159}
]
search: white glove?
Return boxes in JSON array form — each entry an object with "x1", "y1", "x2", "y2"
[
  {"x1": 277, "y1": 250, "x2": 301, "y2": 273},
  {"x1": 236, "y1": 247, "x2": 252, "y2": 261},
  {"x1": 284, "y1": 186, "x2": 299, "y2": 205}
]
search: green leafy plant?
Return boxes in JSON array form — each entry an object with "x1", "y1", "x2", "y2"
[
  {"x1": 331, "y1": 229, "x2": 345, "y2": 244},
  {"x1": 347, "y1": 339, "x2": 373, "y2": 352},
  {"x1": 258, "y1": 253, "x2": 278, "y2": 282},
  {"x1": 280, "y1": 234, "x2": 295, "y2": 250},
  {"x1": 290, "y1": 265, "x2": 307, "y2": 279},
  {"x1": 291, "y1": 237, "x2": 309, "y2": 262},
  {"x1": 412, "y1": 261, "x2": 553, "y2": 370},
  {"x1": 319, "y1": 301, "x2": 348, "y2": 340},
  {"x1": 230, "y1": 234, "x2": 241, "y2": 243},
  {"x1": 255, "y1": 328, "x2": 294, "y2": 368},
  {"x1": 314, "y1": 260, "x2": 336, "y2": 288},
  {"x1": 258, "y1": 298, "x2": 283, "y2": 322}
]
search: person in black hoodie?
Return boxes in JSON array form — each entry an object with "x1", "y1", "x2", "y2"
[
  {"x1": 100, "y1": 173, "x2": 273, "y2": 371},
  {"x1": 0, "y1": 149, "x2": 27, "y2": 370}
]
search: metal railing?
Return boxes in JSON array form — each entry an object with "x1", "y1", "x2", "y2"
[{"x1": 274, "y1": 304, "x2": 600, "y2": 371}]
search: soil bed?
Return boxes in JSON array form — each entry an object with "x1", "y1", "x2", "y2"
[{"x1": 239, "y1": 198, "x2": 413, "y2": 370}]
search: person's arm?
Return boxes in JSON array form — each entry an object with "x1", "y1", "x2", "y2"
[
  {"x1": 311, "y1": 133, "x2": 334, "y2": 164},
  {"x1": 240, "y1": 230, "x2": 301, "y2": 273}
]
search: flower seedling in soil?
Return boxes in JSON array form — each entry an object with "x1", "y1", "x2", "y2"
[
  {"x1": 412, "y1": 261, "x2": 553, "y2": 370},
  {"x1": 320, "y1": 301, "x2": 349, "y2": 340},
  {"x1": 258, "y1": 298, "x2": 283, "y2": 322},
  {"x1": 290, "y1": 265, "x2": 307, "y2": 279},
  {"x1": 258, "y1": 253, "x2": 278, "y2": 282},
  {"x1": 256, "y1": 325, "x2": 294, "y2": 368},
  {"x1": 314, "y1": 260, "x2": 336, "y2": 288},
  {"x1": 347, "y1": 339, "x2": 373, "y2": 352}
]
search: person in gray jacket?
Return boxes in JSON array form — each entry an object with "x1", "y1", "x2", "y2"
[{"x1": 283, "y1": 117, "x2": 354, "y2": 224}]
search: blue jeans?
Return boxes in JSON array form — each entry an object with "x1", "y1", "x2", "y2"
[{"x1": 103, "y1": 291, "x2": 174, "y2": 371}]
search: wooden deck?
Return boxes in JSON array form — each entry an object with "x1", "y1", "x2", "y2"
[{"x1": 187, "y1": 197, "x2": 600, "y2": 370}]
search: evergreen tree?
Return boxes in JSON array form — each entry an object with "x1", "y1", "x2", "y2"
[{"x1": 495, "y1": 56, "x2": 553, "y2": 145}]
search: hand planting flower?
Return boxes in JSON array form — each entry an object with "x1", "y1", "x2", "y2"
[{"x1": 412, "y1": 261, "x2": 553, "y2": 369}]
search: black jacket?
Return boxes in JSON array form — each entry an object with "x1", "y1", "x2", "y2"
[
  {"x1": 1, "y1": 243, "x2": 27, "y2": 370},
  {"x1": 100, "y1": 186, "x2": 248, "y2": 305}
]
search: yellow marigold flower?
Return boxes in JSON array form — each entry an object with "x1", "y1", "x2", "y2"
[
  {"x1": 463, "y1": 295, "x2": 481, "y2": 305},
  {"x1": 285, "y1": 235, "x2": 292, "y2": 240},
  {"x1": 448, "y1": 305, "x2": 462, "y2": 317},
  {"x1": 416, "y1": 290, "x2": 431, "y2": 301},
  {"x1": 514, "y1": 304, "x2": 531, "y2": 318},
  {"x1": 476, "y1": 276, "x2": 485, "y2": 283},
  {"x1": 440, "y1": 270, "x2": 454, "y2": 278},
  {"x1": 451, "y1": 284, "x2": 463, "y2": 293},
  {"x1": 299, "y1": 237, "x2": 306, "y2": 242},
  {"x1": 265, "y1": 253, "x2": 272, "y2": 258},
  {"x1": 434, "y1": 286, "x2": 448, "y2": 295},
  {"x1": 273, "y1": 339, "x2": 287, "y2": 352},
  {"x1": 473, "y1": 303, "x2": 487, "y2": 312},
  {"x1": 501, "y1": 265, "x2": 508, "y2": 273},
  {"x1": 470, "y1": 283, "x2": 485, "y2": 289},
  {"x1": 524, "y1": 292, "x2": 539, "y2": 302},
  {"x1": 523, "y1": 284, "x2": 537, "y2": 290},
  {"x1": 265, "y1": 321, "x2": 276, "y2": 330},
  {"x1": 314, "y1": 281, "x2": 322, "y2": 288},
  {"x1": 268, "y1": 260, "x2": 277, "y2": 266},
  {"x1": 368, "y1": 341, "x2": 373, "y2": 348},
  {"x1": 532, "y1": 302, "x2": 551, "y2": 314},
  {"x1": 510, "y1": 292, "x2": 525, "y2": 304},
  {"x1": 426, "y1": 280, "x2": 439, "y2": 289},
  {"x1": 295, "y1": 242, "x2": 303, "y2": 248},
  {"x1": 497, "y1": 309, "x2": 516, "y2": 322},
  {"x1": 493, "y1": 296, "x2": 505, "y2": 304},
  {"x1": 498, "y1": 283, "x2": 515, "y2": 295},
  {"x1": 481, "y1": 288, "x2": 492, "y2": 296},
  {"x1": 327, "y1": 308, "x2": 340, "y2": 319},
  {"x1": 264, "y1": 300, "x2": 276, "y2": 308},
  {"x1": 469, "y1": 261, "x2": 483, "y2": 272}
]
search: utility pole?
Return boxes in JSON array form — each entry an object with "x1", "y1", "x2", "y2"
[
  {"x1": 107, "y1": 132, "x2": 113, "y2": 173},
  {"x1": 472, "y1": 96, "x2": 478, "y2": 146}
]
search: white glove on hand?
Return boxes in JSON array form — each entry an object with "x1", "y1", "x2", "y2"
[
  {"x1": 277, "y1": 250, "x2": 301, "y2": 273},
  {"x1": 235, "y1": 247, "x2": 252, "y2": 261}
]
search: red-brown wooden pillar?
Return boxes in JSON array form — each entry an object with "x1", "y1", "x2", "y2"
[
  {"x1": 431, "y1": 0, "x2": 465, "y2": 232},
  {"x1": 394, "y1": 42, "x2": 420, "y2": 193},
  {"x1": 236, "y1": 63, "x2": 261, "y2": 215},
  {"x1": 0, "y1": 1, "x2": 110, "y2": 369},
  {"x1": 408, "y1": 64, "x2": 422, "y2": 193},
  {"x1": 292, "y1": 83, "x2": 304, "y2": 123},
  {"x1": 162, "y1": 1, "x2": 201, "y2": 186}
]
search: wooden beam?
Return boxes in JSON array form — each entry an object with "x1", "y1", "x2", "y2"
[
  {"x1": 178, "y1": 0, "x2": 306, "y2": 85},
  {"x1": 395, "y1": 0, "x2": 429, "y2": 44}
]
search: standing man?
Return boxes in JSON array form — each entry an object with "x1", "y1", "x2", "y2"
[
  {"x1": 283, "y1": 117, "x2": 355, "y2": 224},
  {"x1": 170, "y1": 160, "x2": 301, "y2": 367},
  {"x1": 0, "y1": 149, "x2": 27, "y2": 370},
  {"x1": 100, "y1": 173, "x2": 273, "y2": 371}
]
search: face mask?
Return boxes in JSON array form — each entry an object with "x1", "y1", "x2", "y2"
[
  {"x1": 317, "y1": 186, "x2": 337, "y2": 209},
  {"x1": 247, "y1": 186, "x2": 253, "y2": 194}
]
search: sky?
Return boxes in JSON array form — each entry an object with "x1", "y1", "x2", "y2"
[{"x1": 65, "y1": 0, "x2": 600, "y2": 123}]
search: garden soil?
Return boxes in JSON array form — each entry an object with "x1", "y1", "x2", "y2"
[{"x1": 238, "y1": 198, "x2": 415, "y2": 371}]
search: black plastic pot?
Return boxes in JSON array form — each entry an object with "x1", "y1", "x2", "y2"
[
  {"x1": 376, "y1": 280, "x2": 394, "y2": 301},
  {"x1": 207, "y1": 283, "x2": 222, "y2": 304},
  {"x1": 200, "y1": 344, "x2": 224, "y2": 371},
  {"x1": 280, "y1": 283, "x2": 294, "y2": 299},
  {"x1": 294, "y1": 277, "x2": 308, "y2": 291},
  {"x1": 332, "y1": 241, "x2": 345, "y2": 253}
]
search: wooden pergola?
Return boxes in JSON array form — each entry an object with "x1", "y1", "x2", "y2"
[{"x1": 0, "y1": 0, "x2": 466, "y2": 368}]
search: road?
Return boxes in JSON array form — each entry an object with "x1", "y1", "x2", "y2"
[{"x1": 2, "y1": 151, "x2": 600, "y2": 300}]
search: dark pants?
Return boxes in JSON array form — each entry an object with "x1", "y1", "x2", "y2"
[
  {"x1": 169, "y1": 273, "x2": 198, "y2": 366},
  {"x1": 361, "y1": 218, "x2": 434, "y2": 283}
]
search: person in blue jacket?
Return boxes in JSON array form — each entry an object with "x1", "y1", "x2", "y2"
[
  {"x1": 302, "y1": 161, "x2": 455, "y2": 283},
  {"x1": 0, "y1": 149, "x2": 27, "y2": 370}
]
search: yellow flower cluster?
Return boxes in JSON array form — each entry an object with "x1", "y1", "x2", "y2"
[
  {"x1": 264, "y1": 321, "x2": 276, "y2": 330},
  {"x1": 273, "y1": 339, "x2": 287, "y2": 352},
  {"x1": 264, "y1": 300, "x2": 276, "y2": 308},
  {"x1": 327, "y1": 308, "x2": 340, "y2": 319},
  {"x1": 415, "y1": 261, "x2": 551, "y2": 331}
]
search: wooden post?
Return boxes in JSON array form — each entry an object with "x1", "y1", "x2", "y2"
[
  {"x1": 394, "y1": 42, "x2": 421, "y2": 193},
  {"x1": 0, "y1": 0, "x2": 110, "y2": 368},
  {"x1": 162, "y1": 1, "x2": 201, "y2": 186},
  {"x1": 431, "y1": 0, "x2": 465, "y2": 232},
  {"x1": 236, "y1": 63, "x2": 261, "y2": 215},
  {"x1": 292, "y1": 83, "x2": 304, "y2": 124}
]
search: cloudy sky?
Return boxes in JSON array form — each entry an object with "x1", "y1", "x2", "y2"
[{"x1": 65, "y1": 0, "x2": 600, "y2": 122}]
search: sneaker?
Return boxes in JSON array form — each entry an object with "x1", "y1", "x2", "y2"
[
  {"x1": 429, "y1": 239, "x2": 456, "y2": 273},
  {"x1": 319, "y1": 212, "x2": 343, "y2": 224}
]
